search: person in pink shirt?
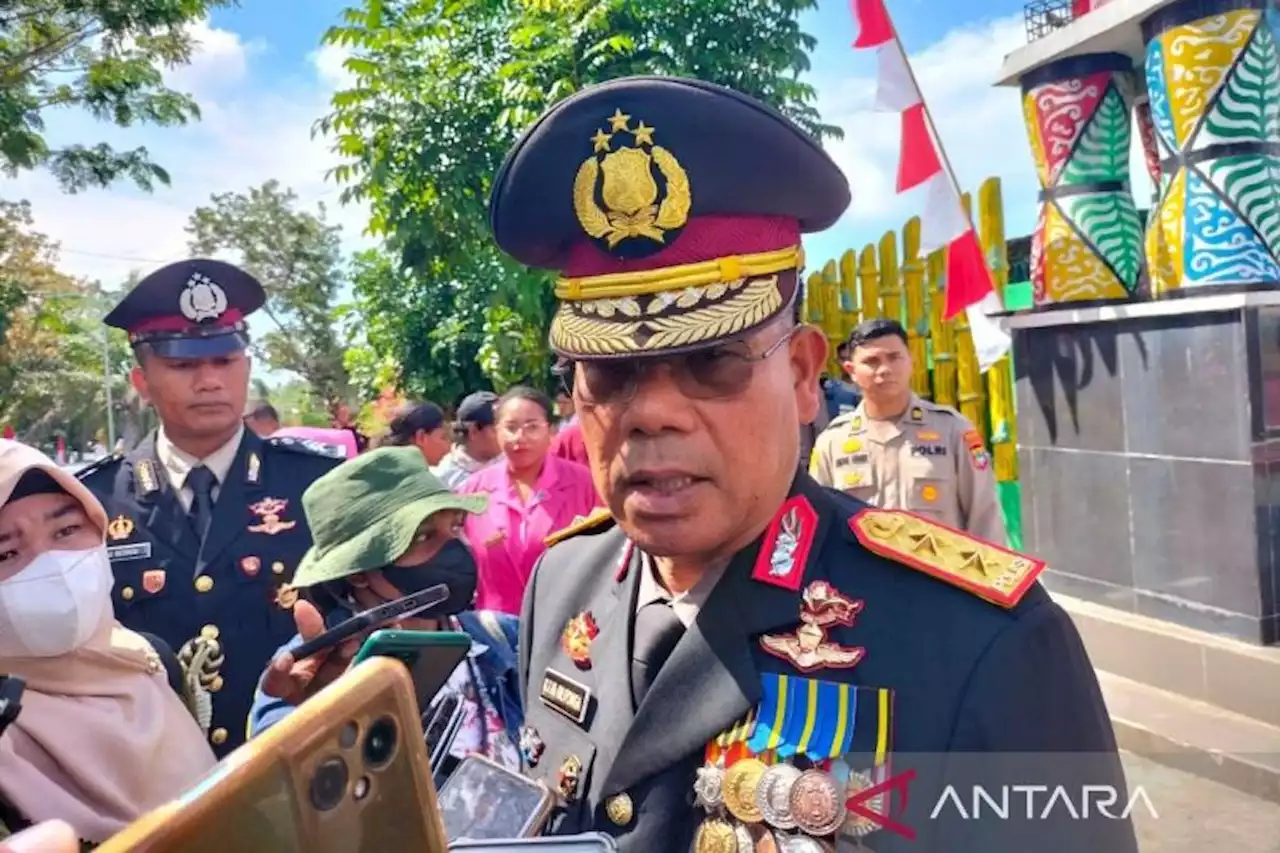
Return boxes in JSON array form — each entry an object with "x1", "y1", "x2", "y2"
[{"x1": 457, "y1": 386, "x2": 600, "y2": 614}]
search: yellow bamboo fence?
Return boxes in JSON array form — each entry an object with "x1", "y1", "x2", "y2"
[{"x1": 803, "y1": 176, "x2": 1018, "y2": 489}]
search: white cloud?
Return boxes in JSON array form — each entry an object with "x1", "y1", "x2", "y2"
[
  {"x1": 0, "y1": 20, "x2": 372, "y2": 289},
  {"x1": 814, "y1": 13, "x2": 1156, "y2": 246},
  {"x1": 309, "y1": 42, "x2": 354, "y2": 91},
  {"x1": 164, "y1": 19, "x2": 260, "y2": 96}
]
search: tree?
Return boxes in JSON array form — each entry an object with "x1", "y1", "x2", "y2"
[
  {"x1": 0, "y1": 0, "x2": 233, "y2": 192},
  {"x1": 186, "y1": 181, "x2": 353, "y2": 413},
  {"x1": 0, "y1": 200, "x2": 133, "y2": 448},
  {"x1": 319, "y1": 0, "x2": 834, "y2": 395}
]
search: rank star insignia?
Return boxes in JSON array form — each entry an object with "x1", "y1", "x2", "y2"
[
  {"x1": 248, "y1": 497, "x2": 297, "y2": 536},
  {"x1": 106, "y1": 515, "x2": 134, "y2": 541},
  {"x1": 561, "y1": 611, "x2": 599, "y2": 669}
]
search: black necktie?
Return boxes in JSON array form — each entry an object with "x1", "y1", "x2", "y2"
[
  {"x1": 631, "y1": 599, "x2": 686, "y2": 709},
  {"x1": 186, "y1": 465, "x2": 217, "y2": 542}
]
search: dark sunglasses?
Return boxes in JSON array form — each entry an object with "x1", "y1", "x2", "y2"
[{"x1": 556, "y1": 327, "x2": 797, "y2": 406}]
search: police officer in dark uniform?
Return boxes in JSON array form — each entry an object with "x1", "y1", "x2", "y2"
[
  {"x1": 77, "y1": 259, "x2": 343, "y2": 757},
  {"x1": 490, "y1": 78, "x2": 1136, "y2": 853}
]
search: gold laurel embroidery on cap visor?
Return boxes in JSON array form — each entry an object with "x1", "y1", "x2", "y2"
[
  {"x1": 550, "y1": 274, "x2": 784, "y2": 356},
  {"x1": 573, "y1": 112, "x2": 691, "y2": 249}
]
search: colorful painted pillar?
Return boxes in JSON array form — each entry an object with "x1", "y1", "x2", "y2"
[
  {"x1": 1022, "y1": 54, "x2": 1145, "y2": 305},
  {"x1": 1143, "y1": 0, "x2": 1280, "y2": 294}
]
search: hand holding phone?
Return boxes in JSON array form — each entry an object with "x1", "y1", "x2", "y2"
[{"x1": 261, "y1": 584, "x2": 448, "y2": 707}]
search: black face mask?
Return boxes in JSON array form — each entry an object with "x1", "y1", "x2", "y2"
[
  {"x1": 307, "y1": 538, "x2": 479, "y2": 620},
  {"x1": 380, "y1": 538, "x2": 478, "y2": 616}
]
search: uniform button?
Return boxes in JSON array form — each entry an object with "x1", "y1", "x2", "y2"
[
  {"x1": 271, "y1": 561, "x2": 286, "y2": 575},
  {"x1": 209, "y1": 675, "x2": 224, "y2": 693},
  {"x1": 195, "y1": 575, "x2": 214, "y2": 593},
  {"x1": 210, "y1": 728, "x2": 228, "y2": 745},
  {"x1": 201, "y1": 624, "x2": 220, "y2": 640},
  {"x1": 605, "y1": 792, "x2": 633, "y2": 826},
  {"x1": 121, "y1": 586, "x2": 135, "y2": 601}
]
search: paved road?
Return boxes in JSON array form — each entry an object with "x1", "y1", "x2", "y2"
[{"x1": 1125, "y1": 752, "x2": 1280, "y2": 852}]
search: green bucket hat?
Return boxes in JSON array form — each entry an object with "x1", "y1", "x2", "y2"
[{"x1": 292, "y1": 445, "x2": 488, "y2": 588}]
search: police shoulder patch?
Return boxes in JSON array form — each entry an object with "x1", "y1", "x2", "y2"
[
  {"x1": 266, "y1": 436, "x2": 346, "y2": 459},
  {"x1": 75, "y1": 452, "x2": 124, "y2": 483},
  {"x1": 848, "y1": 508, "x2": 1044, "y2": 609},
  {"x1": 545, "y1": 507, "x2": 615, "y2": 547}
]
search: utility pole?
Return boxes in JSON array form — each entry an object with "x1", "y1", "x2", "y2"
[{"x1": 102, "y1": 323, "x2": 115, "y2": 449}]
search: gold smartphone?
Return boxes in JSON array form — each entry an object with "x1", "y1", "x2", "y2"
[{"x1": 97, "y1": 657, "x2": 448, "y2": 853}]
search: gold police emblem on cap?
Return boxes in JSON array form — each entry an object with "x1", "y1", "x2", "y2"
[{"x1": 574, "y1": 110, "x2": 690, "y2": 252}]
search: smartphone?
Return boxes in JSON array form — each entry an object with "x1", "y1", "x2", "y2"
[
  {"x1": 448, "y1": 835, "x2": 620, "y2": 852},
  {"x1": 424, "y1": 690, "x2": 467, "y2": 786},
  {"x1": 438, "y1": 755, "x2": 556, "y2": 840},
  {"x1": 292, "y1": 583, "x2": 449, "y2": 660},
  {"x1": 95, "y1": 657, "x2": 448, "y2": 853},
  {"x1": 353, "y1": 629, "x2": 471, "y2": 711}
]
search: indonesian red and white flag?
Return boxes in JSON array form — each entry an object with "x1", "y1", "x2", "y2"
[{"x1": 850, "y1": 0, "x2": 1011, "y2": 371}]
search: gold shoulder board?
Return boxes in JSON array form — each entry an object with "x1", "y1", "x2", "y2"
[
  {"x1": 849, "y1": 509, "x2": 1044, "y2": 609},
  {"x1": 545, "y1": 507, "x2": 615, "y2": 547}
]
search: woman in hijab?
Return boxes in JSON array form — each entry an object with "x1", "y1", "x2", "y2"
[
  {"x1": 250, "y1": 446, "x2": 524, "y2": 773},
  {"x1": 0, "y1": 440, "x2": 217, "y2": 847}
]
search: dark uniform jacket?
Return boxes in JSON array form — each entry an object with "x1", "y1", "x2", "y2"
[
  {"x1": 519, "y1": 474, "x2": 1136, "y2": 853},
  {"x1": 77, "y1": 430, "x2": 342, "y2": 757}
]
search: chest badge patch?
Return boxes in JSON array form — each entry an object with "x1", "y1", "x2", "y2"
[
  {"x1": 752, "y1": 495, "x2": 818, "y2": 592},
  {"x1": 561, "y1": 611, "x2": 599, "y2": 669},
  {"x1": 107, "y1": 515, "x2": 135, "y2": 541},
  {"x1": 141, "y1": 569, "x2": 166, "y2": 595},
  {"x1": 248, "y1": 497, "x2": 297, "y2": 536},
  {"x1": 760, "y1": 580, "x2": 865, "y2": 673}
]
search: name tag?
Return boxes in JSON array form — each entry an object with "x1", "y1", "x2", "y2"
[
  {"x1": 108, "y1": 542, "x2": 152, "y2": 562},
  {"x1": 911, "y1": 445, "x2": 948, "y2": 457},
  {"x1": 540, "y1": 668, "x2": 591, "y2": 725},
  {"x1": 835, "y1": 454, "x2": 869, "y2": 468}
]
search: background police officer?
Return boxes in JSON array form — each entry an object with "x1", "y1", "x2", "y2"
[
  {"x1": 78, "y1": 259, "x2": 342, "y2": 756},
  {"x1": 810, "y1": 318, "x2": 1006, "y2": 544}
]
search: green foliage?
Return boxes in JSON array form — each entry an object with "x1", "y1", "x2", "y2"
[
  {"x1": 261, "y1": 379, "x2": 334, "y2": 427},
  {"x1": 318, "y1": 0, "x2": 833, "y2": 396},
  {"x1": 0, "y1": 0, "x2": 234, "y2": 192},
  {"x1": 186, "y1": 180, "x2": 353, "y2": 412},
  {"x1": 0, "y1": 200, "x2": 133, "y2": 447}
]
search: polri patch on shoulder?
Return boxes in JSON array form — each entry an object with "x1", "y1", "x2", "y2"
[
  {"x1": 848, "y1": 508, "x2": 1044, "y2": 608},
  {"x1": 545, "y1": 507, "x2": 614, "y2": 547}
]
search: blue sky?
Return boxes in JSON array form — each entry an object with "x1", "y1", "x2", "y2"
[{"x1": 3, "y1": 0, "x2": 1150, "y2": 382}]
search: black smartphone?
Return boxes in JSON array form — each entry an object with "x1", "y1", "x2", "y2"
[{"x1": 291, "y1": 584, "x2": 449, "y2": 660}]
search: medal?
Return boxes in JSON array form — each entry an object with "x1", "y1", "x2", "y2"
[
  {"x1": 750, "y1": 826, "x2": 780, "y2": 853},
  {"x1": 775, "y1": 835, "x2": 833, "y2": 853},
  {"x1": 840, "y1": 771, "x2": 884, "y2": 839},
  {"x1": 723, "y1": 757, "x2": 768, "y2": 824},
  {"x1": 755, "y1": 763, "x2": 802, "y2": 830},
  {"x1": 734, "y1": 822, "x2": 755, "y2": 853},
  {"x1": 694, "y1": 758, "x2": 727, "y2": 811},
  {"x1": 787, "y1": 770, "x2": 845, "y2": 837},
  {"x1": 693, "y1": 817, "x2": 738, "y2": 853}
]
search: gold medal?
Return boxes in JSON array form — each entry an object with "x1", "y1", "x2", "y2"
[
  {"x1": 723, "y1": 757, "x2": 768, "y2": 824},
  {"x1": 693, "y1": 817, "x2": 738, "y2": 853}
]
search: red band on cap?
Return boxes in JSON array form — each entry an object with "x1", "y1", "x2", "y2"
[
  {"x1": 564, "y1": 215, "x2": 800, "y2": 278},
  {"x1": 129, "y1": 309, "x2": 245, "y2": 335}
]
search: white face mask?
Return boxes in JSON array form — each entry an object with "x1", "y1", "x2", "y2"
[{"x1": 0, "y1": 547, "x2": 112, "y2": 658}]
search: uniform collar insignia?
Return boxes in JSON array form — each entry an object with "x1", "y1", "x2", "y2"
[
  {"x1": 246, "y1": 451, "x2": 261, "y2": 484},
  {"x1": 751, "y1": 495, "x2": 818, "y2": 592},
  {"x1": 909, "y1": 406, "x2": 925, "y2": 422},
  {"x1": 134, "y1": 459, "x2": 160, "y2": 497}
]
